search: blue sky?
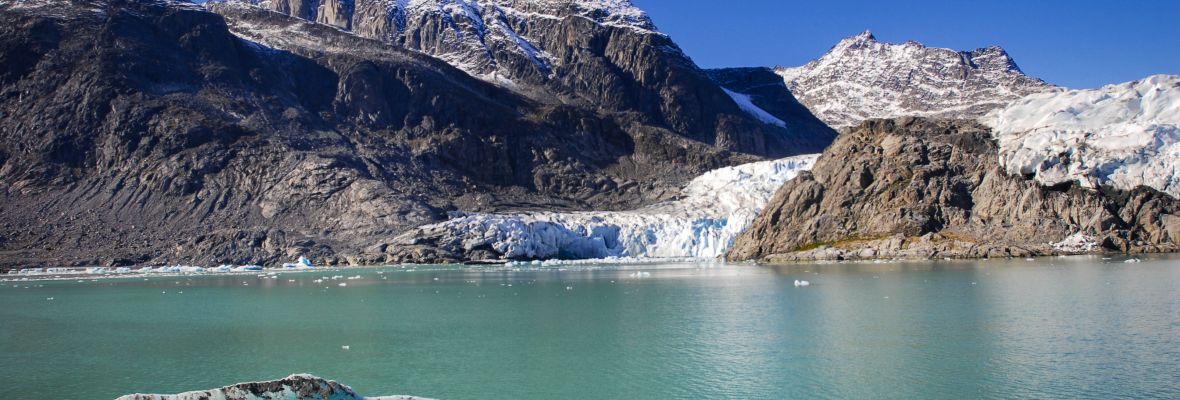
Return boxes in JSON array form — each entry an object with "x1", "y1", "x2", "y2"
[{"x1": 632, "y1": 0, "x2": 1179, "y2": 88}]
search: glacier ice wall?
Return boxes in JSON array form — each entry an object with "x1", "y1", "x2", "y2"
[
  {"x1": 984, "y1": 74, "x2": 1180, "y2": 197},
  {"x1": 400, "y1": 154, "x2": 818, "y2": 260}
]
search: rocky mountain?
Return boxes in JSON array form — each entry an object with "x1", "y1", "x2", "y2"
[
  {"x1": 222, "y1": 0, "x2": 835, "y2": 155},
  {"x1": 0, "y1": 0, "x2": 833, "y2": 268},
  {"x1": 775, "y1": 31, "x2": 1056, "y2": 128},
  {"x1": 727, "y1": 118, "x2": 1180, "y2": 262}
]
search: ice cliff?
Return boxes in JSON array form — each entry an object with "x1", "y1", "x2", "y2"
[{"x1": 395, "y1": 155, "x2": 818, "y2": 260}]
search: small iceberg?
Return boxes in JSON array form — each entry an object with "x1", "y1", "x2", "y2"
[
  {"x1": 114, "y1": 373, "x2": 430, "y2": 400},
  {"x1": 1124, "y1": 258, "x2": 1142, "y2": 263},
  {"x1": 232, "y1": 265, "x2": 264, "y2": 272},
  {"x1": 794, "y1": 280, "x2": 811, "y2": 287},
  {"x1": 282, "y1": 256, "x2": 315, "y2": 270}
]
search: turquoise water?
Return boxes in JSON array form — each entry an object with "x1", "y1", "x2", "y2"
[{"x1": 2, "y1": 256, "x2": 1179, "y2": 399}]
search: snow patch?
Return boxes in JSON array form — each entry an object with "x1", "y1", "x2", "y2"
[
  {"x1": 722, "y1": 88, "x2": 787, "y2": 128},
  {"x1": 1051, "y1": 232, "x2": 1098, "y2": 253},
  {"x1": 985, "y1": 75, "x2": 1180, "y2": 197}
]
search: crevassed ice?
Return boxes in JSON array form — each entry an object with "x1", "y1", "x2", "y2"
[
  {"x1": 984, "y1": 74, "x2": 1180, "y2": 197},
  {"x1": 407, "y1": 154, "x2": 818, "y2": 260}
]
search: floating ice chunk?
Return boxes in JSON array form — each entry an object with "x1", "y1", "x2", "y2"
[
  {"x1": 341, "y1": 345, "x2": 350, "y2": 351},
  {"x1": 282, "y1": 256, "x2": 315, "y2": 269},
  {"x1": 338, "y1": 282, "x2": 348, "y2": 287},
  {"x1": 794, "y1": 280, "x2": 811, "y2": 287},
  {"x1": 233, "y1": 265, "x2": 263, "y2": 272},
  {"x1": 1124, "y1": 258, "x2": 1142, "y2": 263}
]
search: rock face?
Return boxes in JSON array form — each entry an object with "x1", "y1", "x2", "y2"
[
  {"x1": 775, "y1": 31, "x2": 1056, "y2": 128},
  {"x1": 227, "y1": 0, "x2": 835, "y2": 156},
  {"x1": 117, "y1": 373, "x2": 425, "y2": 400},
  {"x1": 727, "y1": 118, "x2": 1180, "y2": 262},
  {"x1": 0, "y1": 0, "x2": 832, "y2": 268}
]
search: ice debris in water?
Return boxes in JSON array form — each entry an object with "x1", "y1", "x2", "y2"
[
  {"x1": 399, "y1": 155, "x2": 818, "y2": 260},
  {"x1": 282, "y1": 256, "x2": 315, "y2": 270},
  {"x1": 794, "y1": 280, "x2": 810, "y2": 287}
]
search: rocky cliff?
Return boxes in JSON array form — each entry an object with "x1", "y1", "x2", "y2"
[
  {"x1": 222, "y1": 0, "x2": 835, "y2": 156},
  {"x1": 0, "y1": 0, "x2": 833, "y2": 268},
  {"x1": 727, "y1": 118, "x2": 1180, "y2": 262},
  {"x1": 775, "y1": 31, "x2": 1056, "y2": 128}
]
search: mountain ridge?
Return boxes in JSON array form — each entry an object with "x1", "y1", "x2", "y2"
[{"x1": 775, "y1": 30, "x2": 1057, "y2": 128}]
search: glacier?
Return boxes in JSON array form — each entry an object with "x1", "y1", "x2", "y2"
[
  {"x1": 398, "y1": 154, "x2": 818, "y2": 260},
  {"x1": 984, "y1": 75, "x2": 1180, "y2": 198}
]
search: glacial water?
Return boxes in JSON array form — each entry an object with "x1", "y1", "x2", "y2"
[{"x1": 2, "y1": 256, "x2": 1179, "y2": 399}]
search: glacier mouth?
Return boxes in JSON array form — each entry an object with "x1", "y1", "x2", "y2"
[{"x1": 397, "y1": 155, "x2": 818, "y2": 261}]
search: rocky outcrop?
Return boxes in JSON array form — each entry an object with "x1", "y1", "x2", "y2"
[
  {"x1": 0, "y1": 0, "x2": 832, "y2": 268},
  {"x1": 775, "y1": 31, "x2": 1056, "y2": 128},
  {"x1": 117, "y1": 373, "x2": 426, "y2": 400},
  {"x1": 727, "y1": 118, "x2": 1180, "y2": 262}
]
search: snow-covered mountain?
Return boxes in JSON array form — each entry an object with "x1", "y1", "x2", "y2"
[
  {"x1": 985, "y1": 74, "x2": 1180, "y2": 197},
  {"x1": 776, "y1": 31, "x2": 1056, "y2": 128},
  {"x1": 393, "y1": 154, "x2": 817, "y2": 261},
  {"x1": 234, "y1": 0, "x2": 656, "y2": 83}
]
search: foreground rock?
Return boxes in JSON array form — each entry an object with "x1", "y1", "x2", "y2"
[
  {"x1": 727, "y1": 118, "x2": 1180, "y2": 262},
  {"x1": 117, "y1": 374, "x2": 427, "y2": 400}
]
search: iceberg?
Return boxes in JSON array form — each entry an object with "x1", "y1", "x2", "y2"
[
  {"x1": 400, "y1": 154, "x2": 818, "y2": 260},
  {"x1": 984, "y1": 75, "x2": 1180, "y2": 197},
  {"x1": 281, "y1": 256, "x2": 314, "y2": 269},
  {"x1": 116, "y1": 373, "x2": 427, "y2": 400},
  {"x1": 232, "y1": 265, "x2": 264, "y2": 272}
]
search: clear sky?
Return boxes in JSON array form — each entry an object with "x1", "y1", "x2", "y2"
[{"x1": 631, "y1": 0, "x2": 1179, "y2": 88}]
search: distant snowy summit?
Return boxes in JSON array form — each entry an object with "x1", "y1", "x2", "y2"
[
  {"x1": 776, "y1": 30, "x2": 1056, "y2": 128},
  {"x1": 986, "y1": 74, "x2": 1180, "y2": 198}
]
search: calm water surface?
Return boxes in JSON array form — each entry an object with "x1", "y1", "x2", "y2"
[{"x1": 2, "y1": 256, "x2": 1179, "y2": 399}]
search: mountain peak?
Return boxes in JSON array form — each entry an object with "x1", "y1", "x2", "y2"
[{"x1": 776, "y1": 33, "x2": 1056, "y2": 128}]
